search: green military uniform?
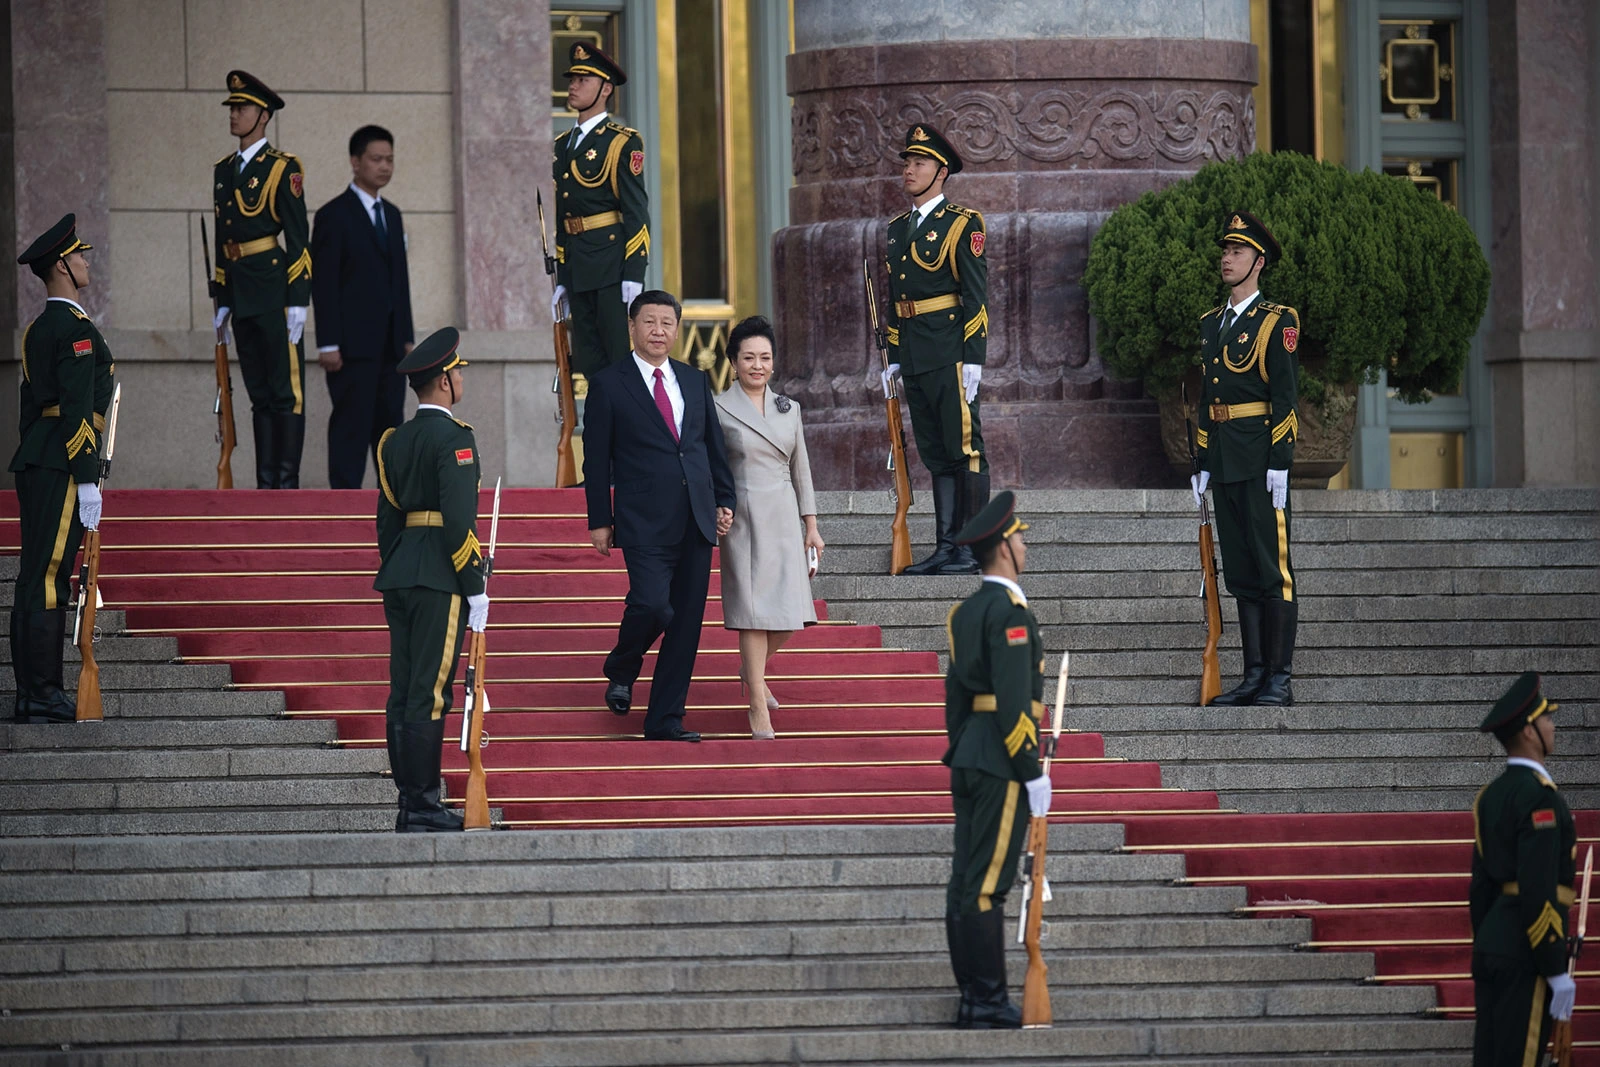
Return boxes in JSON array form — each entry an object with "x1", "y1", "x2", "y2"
[
  {"x1": 9, "y1": 215, "x2": 115, "y2": 723},
  {"x1": 213, "y1": 70, "x2": 311, "y2": 489},
  {"x1": 375, "y1": 327, "x2": 485, "y2": 832},
  {"x1": 554, "y1": 42, "x2": 649, "y2": 377},
  {"x1": 942, "y1": 492, "x2": 1042, "y2": 1029},
  {"x1": 1470, "y1": 673, "x2": 1577, "y2": 1067},
  {"x1": 886, "y1": 125, "x2": 991, "y2": 576},
  {"x1": 1196, "y1": 211, "x2": 1301, "y2": 707}
]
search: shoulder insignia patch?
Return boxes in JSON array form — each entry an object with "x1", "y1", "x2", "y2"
[
  {"x1": 1532, "y1": 808, "x2": 1556, "y2": 829},
  {"x1": 215, "y1": 152, "x2": 235, "y2": 167},
  {"x1": 455, "y1": 448, "x2": 474, "y2": 466},
  {"x1": 970, "y1": 231, "x2": 985, "y2": 257},
  {"x1": 606, "y1": 122, "x2": 639, "y2": 138},
  {"x1": 1005, "y1": 625, "x2": 1029, "y2": 646},
  {"x1": 453, "y1": 418, "x2": 474, "y2": 431},
  {"x1": 1201, "y1": 305, "x2": 1224, "y2": 320},
  {"x1": 1281, "y1": 325, "x2": 1298, "y2": 353},
  {"x1": 289, "y1": 172, "x2": 303, "y2": 198},
  {"x1": 72, "y1": 339, "x2": 94, "y2": 357},
  {"x1": 630, "y1": 150, "x2": 644, "y2": 176},
  {"x1": 68, "y1": 306, "x2": 90, "y2": 321}
]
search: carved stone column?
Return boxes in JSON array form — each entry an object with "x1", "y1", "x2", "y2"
[{"x1": 775, "y1": 16, "x2": 1256, "y2": 489}]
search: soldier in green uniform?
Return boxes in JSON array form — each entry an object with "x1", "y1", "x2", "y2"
[
  {"x1": 551, "y1": 42, "x2": 649, "y2": 376},
  {"x1": 1470, "y1": 671, "x2": 1577, "y2": 1066},
  {"x1": 212, "y1": 70, "x2": 312, "y2": 490},
  {"x1": 881, "y1": 125, "x2": 991, "y2": 575},
  {"x1": 8, "y1": 215, "x2": 116, "y2": 723},
  {"x1": 942, "y1": 491, "x2": 1052, "y2": 1028},
  {"x1": 374, "y1": 327, "x2": 489, "y2": 832},
  {"x1": 1190, "y1": 211, "x2": 1301, "y2": 706}
]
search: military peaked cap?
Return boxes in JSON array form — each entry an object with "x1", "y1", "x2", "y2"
[
  {"x1": 222, "y1": 70, "x2": 285, "y2": 113},
  {"x1": 955, "y1": 490, "x2": 1028, "y2": 553},
  {"x1": 1219, "y1": 210, "x2": 1282, "y2": 264},
  {"x1": 565, "y1": 41, "x2": 627, "y2": 86},
  {"x1": 397, "y1": 326, "x2": 469, "y2": 388},
  {"x1": 1480, "y1": 670, "x2": 1559, "y2": 736},
  {"x1": 899, "y1": 124, "x2": 964, "y2": 174},
  {"x1": 17, "y1": 213, "x2": 92, "y2": 267}
]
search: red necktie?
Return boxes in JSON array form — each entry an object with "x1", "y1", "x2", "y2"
[{"x1": 653, "y1": 368, "x2": 679, "y2": 442}]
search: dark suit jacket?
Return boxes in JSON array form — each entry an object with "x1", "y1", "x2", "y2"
[
  {"x1": 583, "y1": 356, "x2": 736, "y2": 547},
  {"x1": 310, "y1": 187, "x2": 414, "y2": 362}
]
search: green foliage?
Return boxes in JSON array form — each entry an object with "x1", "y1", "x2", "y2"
[{"x1": 1083, "y1": 152, "x2": 1490, "y2": 406}]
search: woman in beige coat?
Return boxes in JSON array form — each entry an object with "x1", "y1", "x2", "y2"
[{"x1": 715, "y1": 316, "x2": 824, "y2": 739}]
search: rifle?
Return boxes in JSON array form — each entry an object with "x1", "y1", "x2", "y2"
[
  {"x1": 1018, "y1": 651, "x2": 1067, "y2": 1028},
  {"x1": 74, "y1": 382, "x2": 122, "y2": 723},
  {"x1": 459, "y1": 478, "x2": 502, "y2": 831},
  {"x1": 538, "y1": 191, "x2": 579, "y2": 488},
  {"x1": 862, "y1": 259, "x2": 913, "y2": 575},
  {"x1": 1551, "y1": 845, "x2": 1592, "y2": 1067},
  {"x1": 1183, "y1": 383, "x2": 1223, "y2": 706},
  {"x1": 201, "y1": 220, "x2": 237, "y2": 489}
]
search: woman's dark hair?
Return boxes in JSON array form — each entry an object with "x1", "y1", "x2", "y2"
[{"x1": 727, "y1": 315, "x2": 775, "y2": 360}]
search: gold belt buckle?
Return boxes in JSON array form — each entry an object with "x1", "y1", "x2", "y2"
[
  {"x1": 563, "y1": 217, "x2": 585, "y2": 235},
  {"x1": 894, "y1": 300, "x2": 917, "y2": 318},
  {"x1": 1210, "y1": 403, "x2": 1231, "y2": 422},
  {"x1": 222, "y1": 240, "x2": 243, "y2": 262}
]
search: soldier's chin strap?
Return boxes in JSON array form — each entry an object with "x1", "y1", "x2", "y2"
[
  {"x1": 61, "y1": 256, "x2": 83, "y2": 292},
  {"x1": 444, "y1": 372, "x2": 458, "y2": 408},
  {"x1": 1001, "y1": 538, "x2": 1023, "y2": 578},
  {"x1": 909, "y1": 169, "x2": 944, "y2": 201}
]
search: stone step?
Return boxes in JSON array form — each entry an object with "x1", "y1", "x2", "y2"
[
  {"x1": 0, "y1": 635, "x2": 178, "y2": 665},
  {"x1": 1159, "y1": 758, "x2": 1600, "y2": 793},
  {"x1": 0, "y1": 610, "x2": 126, "y2": 636},
  {"x1": 1065, "y1": 674, "x2": 1600, "y2": 706},
  {"x1": 0, "y1": 775, "x2": 394, "y2": 816},
  {"x1": 0, "y1": 718, "x2": 335, "y2": 750},
  {"x1": 1091, "y1": 730, "x2": 1600, "y2": 763},
  {"x1": 1071, "y1": 703, "x2": 1600, "y2": 733},
  {"x1": 0, "y1": 746, "x2": 388, "y2": 782},
  {"x1": 883, "y1": 619, "x2": 1596, "y2": 651},
  {"x1": 0, "y1": 808, "x2": 394, "y2": 838},
  {"x1": 1048, "y1": 647, "x2": 1599, "y2": 678},
  {"x1": 1212, "y1": 786, "x2": 1600, "y2": 813},
  {"x1": 0, "y1": 662, "x2": 233, "y2": 691},
  {"x1": 89, "y1": 689, "x2": 286, "y2": 719}
]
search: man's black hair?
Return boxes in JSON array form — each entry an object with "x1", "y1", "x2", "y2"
[
  {"x1": 629, "y1": 289, "x2": 682, "y2": 321},
  {"x1": 349, "y1": 124, "x2": 395, "y2": 159}
]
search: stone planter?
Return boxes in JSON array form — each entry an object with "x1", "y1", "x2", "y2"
[{"x1": 1156, "y1": 365, "x2": 1357, "y2": 489}]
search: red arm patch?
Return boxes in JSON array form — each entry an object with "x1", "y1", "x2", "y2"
[
  {"x1": 970, "y1": 231, "x2": 985, "y2": 257},
  {"x1": 1005, "y1": 625, "x2": 1029, "y2": 646},
  {"x1": 630, "y1": 150, "x2": 644, "y2": 176},
  {"x1": 1281, "y1": 326, "x2": 1298, "y2": 353},
  {"x1": 455, "y1": 448, "x2": 474, "y2": 466},
  {"x1": 288, "y1": 172, "x2": 303, "y2": 198},
  {"x1": 1532, "y1": 808, "x2": 1556, "y2": 830},
  {"x1": 72, "y1": 339, "x2": 94, "y2": 357}
]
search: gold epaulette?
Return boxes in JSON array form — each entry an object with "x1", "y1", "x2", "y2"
[
  {"x1": 214, "y1": 151, "x2": 236, "y2": 167},
  {"x1": 889, "y1": 209, "x2": 912, "y2": 225},
  {"x1": 1201, "y1": 305, "x2": 1225, "y2": 320},
  {"x1": 67, "y1": 306, "x2": 90, "y2": 321},
  {"x1": 603, "y1": 121, "x2": 639, "y2": 138},
  {"x1": 265, "y1": 147, "x2": 299, "y2": 161},
  {"x1": 1260, "y1": 301, "x2": 1298, "y2": 317},
  {"x1": 944, "y1": 203, "x2": 982, "y2": 222},
  {"x1": 454, "y1": 418, "x2": 475, "y2": 431}
]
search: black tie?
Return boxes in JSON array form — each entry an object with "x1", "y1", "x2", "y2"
[
  {"x1": 372, "y1": 202, "x2": 388, "y2": 250},
  {"x1": 1220, "y1": 307, "x2": 1236, "y2": 337}
]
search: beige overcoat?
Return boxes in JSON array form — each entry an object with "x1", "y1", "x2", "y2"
[{"x1": 714, "y1": 386, "x2": 819, "y2": 631}]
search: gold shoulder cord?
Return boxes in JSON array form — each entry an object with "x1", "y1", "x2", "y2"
[
  {"x1": 1222, "y1": 309, "x2": 1281, "y2": 380},
  {"x1": 233, "y1": 158, "x2": 289, "y2": 220},
  {"x1": 911, "y1": 214, "x2": 970, "y2": 280},
  {"x1": 567, "y1": 134, "x2": 629, "y2": 197},
  {"x1": 20, "y1": 322, "x2": 33, "y2": 383},
  {"x1": 375, "y1": 427, "x2": 400, "y2": 509}
]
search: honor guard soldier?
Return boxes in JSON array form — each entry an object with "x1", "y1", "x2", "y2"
[
  {"x1": 374, "y1": 328, "x2": 490, "y2": 832},
  {"x1": 1470, "y1": 672, "x2": 1578, "y2": 1065},
  {"x1": 213, "y1": 70, "x2": 312, "y2": 489},
  {"x1": 551, "y1": 42, "x2": 650, "y2": 376},
  {"x1": 941, "y1": 491, "x2": 1052, "y2": 1029},
  {"x1": 881, "y1": 125, "x2": 991, "y2": 575},
  {"x1": 1190, "y1": 211, "x2": 1300, "y2": 706},
  {"x1": 9, "y1": 215, "x2": 115, "y2": 723}
]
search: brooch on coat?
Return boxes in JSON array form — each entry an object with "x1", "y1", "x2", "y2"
[{"x1": 773, "y1": 394, "x2": 792, "y2": 413}]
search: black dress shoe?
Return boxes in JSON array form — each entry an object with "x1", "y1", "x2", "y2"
[
  {"x1": 643, "y1": 727, "x2": 701, "y2": 742},
  {"x1": 605, "y1": 681, "x2": 632, "y2": 715}
]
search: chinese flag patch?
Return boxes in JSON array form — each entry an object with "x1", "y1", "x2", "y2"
[
  {"x1": 71, "y1": 339, "x2": 93, "y2": 357},
  {"x1": 970, "y1": 231, "x2": 985, "y2": 257},
  {"x1": 1005, "y1": 626, "x2": 1028, "y2": 646},
  {"x1": 1532, "y1": 808, "x2": 1556, "y2": 830},
  {"x1": 1281, "y1": 326, "x2": 1298, "y2": 353},
  {"x1": 630, "y1": 150, "x2": 645, "y2": 176},
  {"x1": 455, "y1": 448, "x2": 474, "y2": 466},
  {"x1": 289, "y1": 172, "x2": 303, "y2": 198}
]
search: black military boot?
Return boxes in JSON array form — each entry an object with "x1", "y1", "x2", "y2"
[
  {"x1": 956, "y1": 908, "x2": 1022, "y2": 1029},
  {"x1": 1210, "y1": 599, "x2": 1266, "y2": 706},
  {"x1": 904, "y1": 474, "x2": 960, "y2": 575},
  {"x1": 386, "y1": 719, "x2": 407, "y2": 832},
  {"x1": 276, "y1": 413, "x2": 305, "y2": 489},
  {"x1": 395, "y1": 719, "x2": 465, "y2": 832},
  {"x1": 252, "y1": 411, "x2": 277, "y2": 489},
  {"x1": 1254, "y1": 599, "x2": 1298, "y2": 706},
  {"x1": 17, "y1": 611, "x2": 75, "y2": 723},
  {"x1": 946, "y1": 910, "x2": 975, "y2": 1027},
  {"x1": 937, "y1": 471, "x2": 989, "y2": 575},
  {"x1": 10, "y1": 609, "x2": 37, "y2": 721}
]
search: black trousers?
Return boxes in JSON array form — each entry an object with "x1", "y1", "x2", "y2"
[
  {"x1": 1471, "y1": 953, "x2": 1552, "y2": 1067},
  {"x1": 383, "y1": 588, "x2": 467, "y2": 724},
  {"x1": 12, "y1": 467, "x2": 84, "y2": 612},
  {"x1": 1213, "y1": 477, "x2": 1296, "y2": 603},
  {"x1": 325, "y1": 344, "x2": 406, "y2": 489},
  {"x1": 947, "y1": 767, "x2": 1028, "y2": 915},
  {"x1": 568, "y1": 284, "x2": 631, "y2": 377},
  {"x1": 905, "y1": 362, "x2": 986, "y2": 477},
  {"x1": 605, "y1": 525, "x2": 715, "y2": 735},
  {"x1": 233, "y1": 309, "x2": 307, "y2": 416}
]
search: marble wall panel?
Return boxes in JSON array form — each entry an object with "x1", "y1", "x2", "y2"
[
  {"x1": 274, "y1": 93, "x2": 456, "y2": 214},
  {"x1": 108, "y1": 92, "x2": 280, "y2": 212},
  {"x1": 106, "y1": 0, "x2": 186, "y2": 89},
  {"x1": 108, "y1": 210, "x2": 190, "y2": 329},
  {"x1": 391, "y1": 211, "x2": 461, "y2": 337},
  {"x1": 794, "y1": 0, "x2": 1251, "y2": 51},
  {"x1": 185, "y1": 0, "x2": 366, "y2": 92},
  {"x1": 365, "y1": 0, "x2": 454, "y2": 93}
]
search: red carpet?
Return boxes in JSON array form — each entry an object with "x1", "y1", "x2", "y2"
[{"x1": 3, "y1": 488, "x2": 1595, "y2": 1061}]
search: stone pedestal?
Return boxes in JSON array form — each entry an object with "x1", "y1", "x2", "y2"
[{"x1": 775, "y1": 15, "x2": 1256, "y2": 490}]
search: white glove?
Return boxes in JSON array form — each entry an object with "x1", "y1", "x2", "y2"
[
  {"x1": 286, "y1": 306, "x2": 307, "y2": 346},
  {"x1": 961, "y1": 364, "x2": 982, "y2": 404},
  {"x1": 1266, "y1": 468, "x2": 1289, "y2": 510},
  {"x1": 464, "y1": 685, "x2": 491, "y2": 717},
  {"x1": 213, "y1": 306, "x2": 231, "y2": 343},
  {"x1": 620, "y1": 280, "x2": 643, "y2": 309},
  {"x1": 1024, "y1": 774, "x2": 1051, "y2": 817},
  {"x1": 551, "y1": 285, "x2": 568, "y2": 323},
  {"x1": 467, "y1": 593, "x2": 490, "y2": 633},
  {"x1": 1190, "y1": 470, "x2": 1210, "y2": 509},
  {"x1": 1548, "y1": 972, "x2": 1575, "y2": 1020},
  {"x1": 76, "y1": 483, "x2": 102, "y2": 531},
  {"x1": 880, "y1": 363, "x2": 901, "y2": 399}
]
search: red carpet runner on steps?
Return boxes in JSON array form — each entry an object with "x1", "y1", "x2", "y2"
[{"x1": 3, "y1": 487, "x2": 1595, "y2": 1059}]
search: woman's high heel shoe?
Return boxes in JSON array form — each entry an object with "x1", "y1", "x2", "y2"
[{"x1": 741, "y1": 674, "x2": 777, "y2": 739}]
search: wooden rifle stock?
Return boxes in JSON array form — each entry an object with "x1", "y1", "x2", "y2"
[
  {"x1": 74, "y1": 530, "x2": 102, "y2": 722},
  {"x1": 461, "y1": 631, "x2": 491, "y2": 830},
  {"x1": 862, "y1": 260, "x2": 913, "y2": 574},
  {"x1": 201, "y1": 219, "x2": 236, "y2": 489},
  {"x1": 552, "y1": 319, "x2": 578, "y2": 488},
  {"x1": 1552, "y1": 845, "x2": 1593, "y2": 1066},
  {"x1": 1184, "y1": 384, "x2": 1223, "y2": 705},
  {"x1": 1020, "y1": 653, "x2": 1068, "y2": 1028}
]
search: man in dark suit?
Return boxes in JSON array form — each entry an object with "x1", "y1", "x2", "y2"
[
  {"x1": 311, "y1": 124, "x2": 415, "y2": 489},
  {"x1": 583, "y1": 290, "x2": 736, "y2": 742}
]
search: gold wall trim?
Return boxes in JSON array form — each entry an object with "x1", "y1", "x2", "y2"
[
  {"x1": 656, "y1": 6, "x2": 683, "y2": 298},
  {"x1": 1314, "y1": 0, "x2": 1343, "y2": 164},
  {"x1": 1251, "y1": 0, "x2": 1271, "y2": 152}
]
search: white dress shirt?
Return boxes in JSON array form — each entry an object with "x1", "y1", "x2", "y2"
[
  {"x1": 982, "y1": 574, "x2": 1027, "y2": 607},
  {"x1": 1507, "y1": 756, "x2": 1556, "y2": 786},
  {"x1": 1224, "y1": 289, "x2": 1260, "y2": 324},
  {"x1": 46, "y1": 296, "x2": 89, "y2": 317},
  {"x1": 634, "y1": 352, "x2": 683, "y2": 436},
  {"x1": 569, "y1": 111, "x2": 609, "y2": 151},
  {"x1": 236, "y1": 136, "x2": 268, "y2": 170},
  {"x1": 914, "y1": 193, "x2": 946, "y2": 228},
  {"x1": 417, "y1": 403, "x2": 453, "y2": 416}
]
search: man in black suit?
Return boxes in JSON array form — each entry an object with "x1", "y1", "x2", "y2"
[
  {"x1": 311, "y1": 124, "x2": 415, "y2": 489},
  {"x1": 583, "y1": 290, "x2": 736, "y2": 742}
]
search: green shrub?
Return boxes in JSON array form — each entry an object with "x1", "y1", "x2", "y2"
[{"x1": 1083, "y1": 151, "x2": 1489, "y2": 406}]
